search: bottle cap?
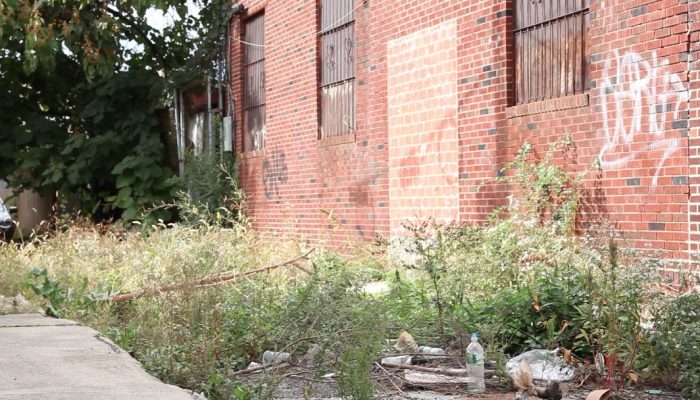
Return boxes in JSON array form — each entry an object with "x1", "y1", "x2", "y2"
[{"x1": 471, "y1": 332, "x2": 479, "y2": 340}]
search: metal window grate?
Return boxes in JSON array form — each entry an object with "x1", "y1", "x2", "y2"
[
  {"x1": 243, "y1": 13, "x2": 266, "y2": 151},
  {"x1": 514, "y1": 0, "x2": 589, "y2": 105},
  {"x1": 319, "y1": 0, "x2": 355, "y2": 139}
]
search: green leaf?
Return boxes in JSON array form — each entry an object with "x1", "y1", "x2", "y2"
[
  {"x1": 121, "y1": 207, "x2": 138, "y2": 221},
  {"x1": 116, "y1": 174, "x2": 135, "y2": 189},
  {"x1": 116, "y1": 187, "x2": 133, "y2": 204}
]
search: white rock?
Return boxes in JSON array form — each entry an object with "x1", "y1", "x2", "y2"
[
  {"x1": 262, "y1": 351, "x2": 291, "y2": 365},
  {"x1": 506, "y1": 349, "x2": 576, "y2": 382}
]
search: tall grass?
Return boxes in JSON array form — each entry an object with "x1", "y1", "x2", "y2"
[{"x1": 2, "y1": 144, "x2": 697, "y2": 398}]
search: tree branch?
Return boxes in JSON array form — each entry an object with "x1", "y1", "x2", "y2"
[{"x1": 103, "y1": 6, "x2": 172, "y2": 72}]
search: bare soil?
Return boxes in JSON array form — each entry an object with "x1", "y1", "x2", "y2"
[{"x1": 242, "y1": 368, "x2": 686, "y2": 400}]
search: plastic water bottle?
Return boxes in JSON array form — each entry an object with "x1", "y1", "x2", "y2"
[{"x1": 466, "y1": 332, "x2": 485, "y2": 393}]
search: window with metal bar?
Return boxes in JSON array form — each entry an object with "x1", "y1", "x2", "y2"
[
  {"x1": 243, "y1": 13, "x2": 265, "y2": 151},
  {"x1": 319, "y1": 0, "x2": 355, "y2": 139},
  {"x1": 514, "y1": 0, "x2": 589, "y2": 105}
]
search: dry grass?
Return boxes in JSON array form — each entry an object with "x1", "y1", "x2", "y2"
[{"x1": 0, "y1": 221, "x2": 314, "y2": 302}]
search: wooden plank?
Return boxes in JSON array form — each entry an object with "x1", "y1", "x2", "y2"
[
  {"x1": 560, "y1": 18, "x2": 566, "y2": 96},
  {"x1": 554, "y1": 18, "x2": 560, "y2": 98},
  {"x1": 567, "y1": 15, "x2": 574, "y2": 95},
  {"x1": 540, "y1": 26, "x2": 543, "y2": 101},
  {"x1": 546, "y1": 22, "x2": 552, "y2": 100},
  {"x1": 404, "y1": 372, "x2": 473, "y2": 386},
  {"x1": 528, "y1": 28, "x2": 532, "y2": 103},
  {"x1": 584, "y1": 11, "x2": 591, "y2": 89},
  {"x1": 515, "y1": 32, "x2": 521, "y2": 104},
  {"x1": 574, "y1": 12, "x2": 583, "y2": 93}
]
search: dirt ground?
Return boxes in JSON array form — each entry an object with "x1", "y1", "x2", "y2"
[{"x1": 246, "y1": 369, "x2": 686, "y2": 400}]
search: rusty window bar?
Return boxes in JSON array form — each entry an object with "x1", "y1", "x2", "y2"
[
  {"x1": 243, "y1": 13, "x2": 266, "y2": 152},
  {"x1": 514, "y1": 0, "x2": 588, "y2": 105},
  {"x1": 319, "y1": 0, "x2": 355, "y2": 139}
]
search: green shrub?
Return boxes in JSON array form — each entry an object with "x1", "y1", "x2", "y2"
[
  {"x1": 396, "y1": 141, "x2": 667, "y2": 391},
  {"x1": 1, "y1": 139, "x2": 693, "y2": 398},
  {"x1": 644, "y1": 292, "x2": 700, "y2": 398}
]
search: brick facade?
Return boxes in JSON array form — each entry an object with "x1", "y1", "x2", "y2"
[{"x1": 229, "y1": 0, "x2": 699, "y2": 269}]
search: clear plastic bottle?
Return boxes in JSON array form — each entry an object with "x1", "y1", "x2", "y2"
[{"x1": 466, "y1": 332, "x2": 485, "y2": 393}]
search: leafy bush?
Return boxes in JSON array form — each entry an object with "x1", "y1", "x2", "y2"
[
  {"x1": 644, "y1": 292, "x2": 700, "y2": 398},
  {"x1": 398, "y1": 142, "x2": 670, "y2": 390},
  {"x1": 1, "y1": 140, "x2": 693, "y2": 398},
  {"x1": 179, "y1": 152, "x2": 246, "y2": 226},
  {"x1": 23, "y1": 267, "x2": 113, "y2": 318}
]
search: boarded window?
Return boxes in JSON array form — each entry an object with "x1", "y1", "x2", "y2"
[
  {"x1": 514, "y1": 0, "x2": 589, "y2": 105},
  {"x1": 243, "y1": 13, "x2": 265, "y2": 151},
  {"x1": 319, "y1": 0, "x2": 355, "y2": 139}
]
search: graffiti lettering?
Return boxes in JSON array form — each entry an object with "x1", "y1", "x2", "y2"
[
  {"x1": 262, "y1": 151, "x2": 288, "y2": 199},
  {"x1": 599, "y1": 50, "x2": 689, "y2": 186}
]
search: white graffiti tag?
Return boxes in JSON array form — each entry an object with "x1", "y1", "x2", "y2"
[{"x1": 599, "y1": 50, "x2": 689, "y2": 185}]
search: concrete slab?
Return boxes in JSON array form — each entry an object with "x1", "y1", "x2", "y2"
[
  {"x1": 0, "y1": 313, "x2": 77, "y2": 327},
  {"x1": 0, "y1": 314, "x2": 195, "y2": 400}
]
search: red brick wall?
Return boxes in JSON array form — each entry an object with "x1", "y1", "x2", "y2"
[
  {"x1": 229, "y1": 0, "x2": 697, "y2": 268},
  {"x1": 387, "y1": 20, "x2": 460, "y2": 235}
]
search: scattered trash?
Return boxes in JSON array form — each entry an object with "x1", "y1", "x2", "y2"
[
  {"x1": 231, "y1": 361, "x2": 290, "y2": 378},
  {"x1": 466, "y1": 332, "x2": 485, "y2": 393},
  {"x1": 381, "y1": 355, "x2": 412, "y2": 366},
  {"x1": 12, "y1": 293, "x2": 32, "y2": 313},
  {"x1": 514, "y1": 361, "x2": 536, "y2": 398},
  {"x1": 246, "y1": 362, "x2": 262, "y2": 370},
  {"x1": 0, "y1": 196, "x2": 16, "y2": 242},
  {"x1": 513, "y1": 360, "x2": 562, "y2": 400},
  {"x1": 0, "y1": 293, "x2": 32, "y2": 314},
  {"x1": 585, "y1": 389, "x2": 611, "y2": 400},
  {"x1": 362, "y1": 281, "x2": 390, "y2": 296},
  {"x1": 404, "y1": 371, "x2": 473, "y2": 386},
  {"x1": 262, "y1": 351, "x2": 291, "y2": 365},
  {"x1": 299, "y1": 344, "x2": 334, "y2": 367},
  {"x1": 594, "y1": 352, "x2": 606, "y2": 376},
  {"x1": 507, "y1": 349, "x2": 576, "y2": 382},
  {"x1": 418, "y1": 346, "x2": 445, "y2": 355},
  {"x1": 191, "y1": 391, "x2": 208, "y2": 400},
  {"x1": 393, "y1": 331, "x2": 420, "y2": 353},
  {"x1": 417, "y1": 345, "x2": 446, "y2": 362},
  {"x1": 644, "y1": 389, "x2": 664, "y2": 395}
]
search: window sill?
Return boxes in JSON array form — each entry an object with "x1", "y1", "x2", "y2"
[
  {"x1": 240, "y1": 150, "x2": 265, "y2": 160},
  {"x1": 506, "y1": 93, "x2": 589, "y2": 118},
  {"x1": 319, "y1": 133, "x2": 355, "y2": 147}
]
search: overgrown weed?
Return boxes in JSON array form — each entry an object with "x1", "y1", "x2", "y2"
[{"x1": 1, "y1": 141, "x2": 697, "y2": 398}]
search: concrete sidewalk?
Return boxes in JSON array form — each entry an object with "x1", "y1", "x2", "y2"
[{"x1": 0, "y1": 314, "x2": 195, "y2": 400}]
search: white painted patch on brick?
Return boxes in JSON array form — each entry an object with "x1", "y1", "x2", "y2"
[{"x1": 387, "y1": 20, "x2": 459, "y2": 236}]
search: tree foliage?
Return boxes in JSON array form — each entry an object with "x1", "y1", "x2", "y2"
[{"x1": 0, "y1": 0, "x2": 235, "y2": 221}]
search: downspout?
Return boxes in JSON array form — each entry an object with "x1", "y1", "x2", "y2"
[
  {"x1": 179, "y1": 89, "x2": 186, "y2": 167},
  {"x1": 685, "y1": 0, "x2": 693, "y2": 284},
  {"x1": 225, "y1": 3, "x2": 246, "y2": 156},
  {"x1": 225, "y1": 25, "x2": 236, "y2": 155},
  {"x1": 218, "y1": 79, "x2": 224, "y2": 160},
  {"x1": 173, "y1": 88, "x2": 185, "y2": 176},
  {"x1": 207, "y1": 76, "x2": 213, "y2": 154}
]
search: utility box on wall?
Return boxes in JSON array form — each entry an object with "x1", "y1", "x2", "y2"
[
  {"x1": 0, "y1": 181, "x2": 52, "y2": 238},
  {"x1": 223, "y1": 116, "x2": 233, "y2": 152},
  {"x1": 16, "y1": 190, "x2": 52, "y2": 236}
]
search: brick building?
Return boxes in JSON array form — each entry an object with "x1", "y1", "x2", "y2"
[{"x1": 228, "y1": 0, "x2": 700, "y2": 269}]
